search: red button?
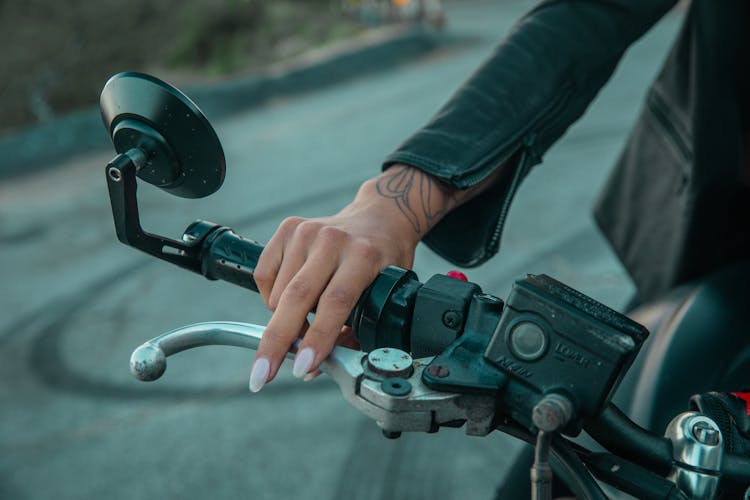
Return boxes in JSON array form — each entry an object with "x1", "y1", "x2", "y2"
[
  {"x1": 446, "y1": 270, "x2": 468, "y2": 281},
  {"x1": 732, "y1": 392, "x2": 750, "y2": 415}
]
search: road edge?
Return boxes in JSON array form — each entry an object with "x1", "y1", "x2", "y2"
[{"x1": 0, "y1": 24, "x2": 448, "y2": 180}]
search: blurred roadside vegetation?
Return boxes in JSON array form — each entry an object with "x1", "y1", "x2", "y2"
[{"x1": 1, "y1": 0, "x2": 420, "y2": 134}]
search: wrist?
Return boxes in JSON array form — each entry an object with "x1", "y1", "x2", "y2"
[{"x1": 353, "y1": 166, "x2": 456, "y2": 242}]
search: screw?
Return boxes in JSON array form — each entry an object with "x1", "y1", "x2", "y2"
[
  {"x1": 108, "y1": 167, "x2": 122, "y2": 182},
  {"x1": 442, "y1": 310, "x2": 462, "y2": 329},
  {"x1": 427, "y1": 365, "x2": 450, "y2": 378},
  {"x1": 692, "y1": 421, "x2": 720, "y2": 446}
]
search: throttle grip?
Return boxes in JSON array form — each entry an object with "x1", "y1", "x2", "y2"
[
  {"x1": 190, "y1": 222, "x2": 416, "y2": 350},
  {"x1": 186, "y1": 221, "x2": 431, "y2": 354},
  {"x1": 199, "y1": 227, "x2": 264, "y2": 292}
]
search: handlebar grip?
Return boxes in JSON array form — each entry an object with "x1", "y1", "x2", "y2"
[
  {"x1": 196, "y1": 225, "x2": 418, "y2": 350},
  {"x1": 201, "y1": 228, "x2": 264, "y2": 292},
  {"x1": 196, "y1": 225, "x2": 373, "y2": 330}
]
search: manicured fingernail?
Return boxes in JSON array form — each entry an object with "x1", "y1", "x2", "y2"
[
  {"x1": 249, "y1": 358, "x2": 270, "y2": 393},
  {"x1": 292, "y1": 347, "x2": 315, "y2": 378}
]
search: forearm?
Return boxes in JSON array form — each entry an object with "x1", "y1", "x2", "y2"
[
  {"x1": 385, "y1": 0, "x2": 677, "y2": 190},
  {"x1": 353, "y1": 163, "x2": 503, "y2": 243}
]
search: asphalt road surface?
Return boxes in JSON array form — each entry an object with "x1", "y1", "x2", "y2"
[{"x1": 0, "y1": 1, "x2": 681, "y2": 499}]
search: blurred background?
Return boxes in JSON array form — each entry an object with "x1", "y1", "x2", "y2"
[
  {"x1": 2, "y1": 0, "x2": 447, "y2": 134},
  {"x1": 1, "y1": 1, "x2": 682, "y2": 499}
]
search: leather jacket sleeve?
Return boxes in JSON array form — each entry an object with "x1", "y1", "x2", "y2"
[{"x1": 383, "y1": 0, "x2": 677, "y2": 267}]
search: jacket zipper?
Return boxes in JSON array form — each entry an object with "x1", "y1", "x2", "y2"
[
  {"x1": 647, "y1": 91, "x2": 692, "y2": 162},
  {"x1": 484, "y1": 134, "x2": 537, "y2": 258},
  {"x1": 483, "y1": 86, "x2": 575, "y2": 259},
  {"x1": 456, "y1": 83, "x2": 575, "y2": 188}
]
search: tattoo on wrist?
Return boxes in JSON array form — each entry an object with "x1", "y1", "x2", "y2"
[{"x1": 375, "y1": 166, "x2": 456, "y2": 234}]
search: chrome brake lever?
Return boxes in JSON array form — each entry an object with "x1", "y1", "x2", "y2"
[
  {"x1": 130, "y1": 321, "x2": 496, "y2": 436},
  {"x1": 129, "y1": 320, "x2": 364, "y2": 384},
  {"x1": 130, "y1": 321, "x2": 284, "y2": 382}
]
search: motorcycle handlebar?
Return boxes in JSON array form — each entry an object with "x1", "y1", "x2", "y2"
[
  {"x1": 194, "y1": 224, "x2": 432, "y2": 356},
  {"x1": 199, "y1": 226, "x2": 263, "y2": 293},
  {"x1": 196, "y1": 227, "x2": 750, "y2": 485}
]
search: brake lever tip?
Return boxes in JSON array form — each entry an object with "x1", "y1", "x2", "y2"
[{"x1": 130, "y1": 343, "x2": 167, "y2": 381}]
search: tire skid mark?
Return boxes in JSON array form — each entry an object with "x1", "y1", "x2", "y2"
[
  {"x1": 2, "y1": 178, "x2": 363, "y2": 401},
  {"x1": 22, "y1": 259, "x2": 337, "y2": 400},
  {"x1": 0, "y1": 378, "x2": 338, "y2": 457},
  {"x1": 0, "y1": 176, "x2": 363, "y2": 346}
]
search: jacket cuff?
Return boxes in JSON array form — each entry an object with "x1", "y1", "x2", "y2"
[
  {"x1": 387, "y1": 149, "x2": 535, "y2": 268},
  {"x1": 383, "y1": 0, "x2": 676, "y2": 266}
]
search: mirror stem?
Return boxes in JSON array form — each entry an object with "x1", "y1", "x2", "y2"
[{"x1": 104, "y1": 152, "x2": 219, "y2": 274}]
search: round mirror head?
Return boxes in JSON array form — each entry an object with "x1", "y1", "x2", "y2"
[{"x1": 100, "y1": 72, "x2": 225, "y2": 198}]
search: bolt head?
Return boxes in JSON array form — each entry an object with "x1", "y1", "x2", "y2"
[
  {"x1": 442, "y1": 310, "x2": 462, "y2": 329},
  {"x1": 692, "y1": 421, "x2": 720, "y2": 446}
]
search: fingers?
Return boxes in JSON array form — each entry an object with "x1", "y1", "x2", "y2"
[
  {"x1": 250, "y1": 217, "x2": 388, "y2": 392},
  {"x1": 267, "y1": 240, "x2": 309, "y2": 311},
  {"x1": 291, "y1": 252, "x2": 380, "y2": 378},
  {"x1": 301, "y1": 327, "x2": 359, "y2": 383},
  {"x1": 254, "y1": 216, "x2": 303, "y2": 309},
  {"x1": 250, "y1": 238, "x2": 340, "y2": 391}
]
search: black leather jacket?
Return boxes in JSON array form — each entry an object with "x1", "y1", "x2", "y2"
[{"x1": 384, "y1": 0, "x2": 749, "y2": 302}]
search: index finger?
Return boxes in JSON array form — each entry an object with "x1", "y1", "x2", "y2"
[
  {"x1": 249, "y1": 252, "x2": 337, "y2": 392},
  {"x1": 290, "y1": 259, "x2": 380, "y2": 378}
]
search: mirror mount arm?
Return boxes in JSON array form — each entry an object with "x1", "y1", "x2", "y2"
[{"x1": 105, "y1": 150, "x2": 222, "y2": 275}]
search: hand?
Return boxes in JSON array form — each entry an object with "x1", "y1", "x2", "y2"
[{"x1": 248, "y1": 166, "x2": 457, "y2": 391}]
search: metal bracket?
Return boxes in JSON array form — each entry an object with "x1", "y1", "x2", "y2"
[
  {"x1": 105, "y1": 150, "x2": 221, "y2": 274},
  {"x1": 130, "y1": 321, "x2": 498, "y2": 437}
]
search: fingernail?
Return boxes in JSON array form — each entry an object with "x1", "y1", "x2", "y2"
[
  {"x1": 249, "y1": 358, "x2": 270, "y2": 393},
  {"x1": 292, "y1": 347, "x2": 315, "y2": 378},
  {"x1": 303, "y1": 373, "x2": 315, "y2": 382}
]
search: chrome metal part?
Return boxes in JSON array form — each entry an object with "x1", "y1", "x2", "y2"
[
  {"x1": 130, "y1": 321, "x2": 289, "y2": 381},
  {"x1": 531, "y1": 431, "x2": 553, "y2": 500},
  {"x1": 366, "y1": 348, "x2": 413, "y2": 378},
  {"x1": 532, "y1": 393, "x2": 574, "y2": 433},
  {"x1": 356, "y1": 363, "x2": 496, "y2": 436},
  {"x1": 665, "y1": 411, "x2": 724, "y2": 500},
  {"x1": 692, "y1": 420, "x2": 720, "y2": 446},
  {"x1": 108, "y1": 167, "x2": 123, "y2": 182},
  {"x1": 130, "y1": 321, "x2": 497, "y2": 437}
]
